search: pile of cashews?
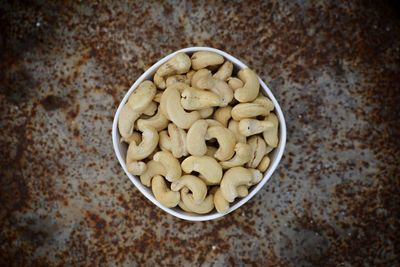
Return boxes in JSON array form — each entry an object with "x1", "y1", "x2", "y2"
[{"x1": 118, "y1": 51, "x2": 279, "y2": 214}]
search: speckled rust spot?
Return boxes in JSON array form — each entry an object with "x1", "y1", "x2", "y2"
[{"x1": 40, "y1": 95, "x2": 67, "y2": 111}]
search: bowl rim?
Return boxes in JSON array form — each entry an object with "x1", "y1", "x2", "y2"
[{"x1": 112, "y1": 47, "x2": 287, "y2": 221}]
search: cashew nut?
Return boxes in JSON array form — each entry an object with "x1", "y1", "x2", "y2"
[
  {"x1": 154, "y1": 52, "x2": 191, "y2": 89},
  {"x1": 126, "y1": 126, "x2": 159, "y2": 160},
  {"x1": 258, "y1": 155, "x2": 270, "y2": 172},
  {"x1": 181, "y1": 87, "x2": 220, "y2": 110},
  {"x1": 214, "y1": 187, "x2": 229, "y2": 214},
  {"x1": 118, "y1": 105, "x2": 141, "y2": 138},
  {"x1": 120, "y1": 131, "x2": 142, "y2": 144},
  {"x1": 167, "y1": 123, "x2": 188, "y2": 158},
  {"x1": 253, "y1": 94, "x2": 275, "y2": 111},
  {"x1": 119, "y1": 80, "x2": 156, "y2": 138},
  {"x1": 263, "y1": 113, "x2": 279, "y2": 148},
  {"x1": 171, "y1": 175, "x2": 207, "y2": 203},
  {"x1": 136, "y1": 107, "x2": 169, "y2": 132},
  {"x1": 213, "y1": 61, "x2": 233, "y2": 81},
  {"x1": 181, "y1": 187, "x2": 214, "y2": 214},
  {"x1": 227, "y1": 77, "x2": 244, "y2": 91},
  {"x1": 234, "y1": 68, "x2": 260, "y2": 102},
  {"x1": 227, "y1": 120, "x2": 247, "y2": 144},
  {"x1": 181, "y1": 156, "x2": 223, "y2": 185},
  {"x1": 161, "y1": 83, "x2": 200, "y2": 129},
  {"x1": 231, "y1": 103, "x2": 270, "y2": 121},
  {"x1": 140, "y1": 160, "x2": 166, "y2": 187},
  {"x1": 153, "y1": 151, "x2": 181, "y2": 182},
  {"x1": 213, "y1": 106, "x2": 232, "y2": 127},
  {"x1": 237, "y1": 185, "x2": 249, "y2": 198},
  {"x1": 127, "y1": 80, "x2": 157, "y2": 111},
  {"x1": 127, "y1": 161, "x2": 147, "y2": 176},
  {"x1": 238, "y1": 118, "x2": 273, "y2": 136},
  {"x1": 220, "y1": 143, "x2": 252, "y2": 169},
  {"x1": 205, "y1": 125, "x2": 236, "y2": 161},
  {"x1": 191, "y1": 51, "x2": 224, "y2": 70},
  {"x1": 249, "y1": 168, "x2": 263, "y2": 185},
  {"x1": 152, "y1": 175, "x2": 180, "y2": 208},
  {"x1": 246, "y1": 135, "x2": 267, "y2": 168},
  {"x1": 186, "y1": 119, "x2": 208, "y2": 156},
  {"x1": 220, "y1": 167, "x2": 253, "y2": 202},
  {"x1": 198, "y1": 107, "x2": 214, "y2": 118},
  {"x1": 266, "y1": 145, "x2": 274, "y2": 155},
  {"x1": 192, "y1": 69, "x2": 233, "y2": 106},
  {"x1": 166, "y1": 74, "x2": 190, "y2": 87},
  {"x1": 142, "y1": 101, "x2": 158, "y2": 116}
]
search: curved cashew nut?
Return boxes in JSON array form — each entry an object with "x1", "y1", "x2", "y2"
[
  {"x1": 213, "y1": 106, "x2": 232, "y2": 127},
  {"x1": 249, "y1": 168, "x2": 263, "y2": 185},
  {"x1": 227, "y1": 77, "x2": 244, "y2": 91},
  {"x1": 166, "y1": 74, "x2": 190, "y2": 87},
  {"x1": 220, "y1": 167, "x2": 253, "y2": 202},
  {"x1": 234, "y1": 68, "x2": 260, "y2": 102},
  {"x1": 181, "y1": 187, "x2": 214, "y2": 214},
  {"x1": 186, "y1": 70, "x2": 196, "y2": 84},
  {"x1": 246, "y1": 135, "x2": 267, "y2": 168},
  {"x1": 186, "y1": 120, "x2": 208, "y2": 156},
  {"x1": 181, "y1": 87, "x2": 220, "y2": 110},
  {"x1": 213, "y1": 61, "x2": 233, "y2": 81},
  {"x1": 192, "y1": 69, "x2": 233, "y2": 106},
  {"x1": 153, "y1": 151, "x2": 181, "y2": 182},
  {"x1": 118, "y1": 81, "x2": 157, "y2": 138},
  {"x1": 238, "y1": 118, "x2": 273, "y2": 136},
  {"x1": 126, "y1": 126, "x2": 159, "y2": 160},
  {"x1": 171, "y1": 175, "x2": 207, "y2": 203},
  {"x1": 231, "y1": 103, "x2": 270, "y2": 121},
  {"x1": 253, "y1": 94, "x2": 275, "y2": 111},
  {"x1": 263, "y1": 113, "x2": 279, "y2": 148},
  {"x1": 214, "y1": 187, "x2": 229, "y2": 214},
  {"x1": 154, "y1": 52, "x2": 191, "y2": 89},
  {"x1": 181, "y1": 156, "x2": 223, "y2": 185},
  {"x1": 167, "y1": 123, "x2": 188, "y2": 158},
  {"x1": 258, "y1": 156, "x2": 270, "y2": 173},
  {"x1": 191, "y1": 51, "x2": 224, "y2": 70},
  {"x1": 227, "y1": 120, "x2": 247, "y2": 144},
  {"x1": 127, "y1": 80, "x2": 157, "y2": 112},
  {"x1": 206, "y1": 125, "x2": 236, "y2": 161},
  {"x1": 120, "y1": 131, "x2": 142, "y2": 144},
  {"x1": 118, "y1": 105, "x2": 141, "y2": 138},
  {"x1": 127, "y1": 161, "x2": 147, "y2": 176},
  {"x1": 220, "y1": 143, "x2": 252, "y2": 169},
  {"x1": 152, "y1": 175, "x2": 180, "y2": 208},
  {"x1": 161, "y1": 83, "x2": 200, "y2": 129},
  {"x1": 140, "y1": 160, "x2": 166, "y2": 187},
  {"x1": 142, "y1": 101, "x2": 158, "y2": 116},
  {"x1": 136, "y1": 107, "x2": 169, "y2": 132},
  {"x1": 198, "y1": 107, "x2": 214, "y2": 118}
]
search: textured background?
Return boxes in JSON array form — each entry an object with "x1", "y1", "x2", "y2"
[{"x1": 1, "y1": 0, "x2": 399, "y2": 266}]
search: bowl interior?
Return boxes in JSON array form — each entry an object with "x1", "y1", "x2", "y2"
[{"x1": 112, "y1": 47, "x2": 287, "y2": 221}]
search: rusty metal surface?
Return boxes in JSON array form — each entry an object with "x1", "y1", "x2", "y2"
[{"x1": 1, "y1": 0, "x2": 399, "y2": 266}]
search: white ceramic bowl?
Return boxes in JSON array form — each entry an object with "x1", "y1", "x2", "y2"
[{"x1": 112, "y1": 47, "x2": 287, "y2": 221}]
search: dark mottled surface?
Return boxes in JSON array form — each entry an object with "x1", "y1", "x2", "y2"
[{"x1": 1, "y1": 0, "x2": 399, "y2": 266}]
